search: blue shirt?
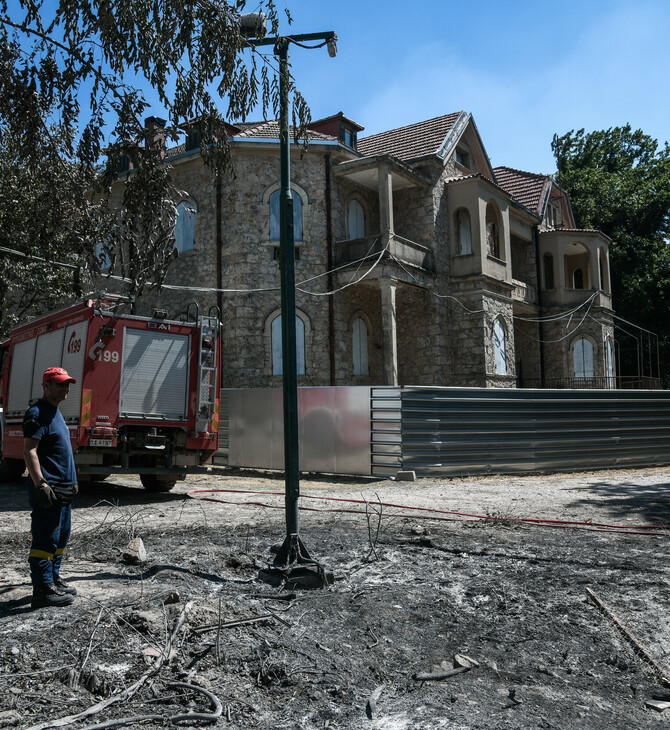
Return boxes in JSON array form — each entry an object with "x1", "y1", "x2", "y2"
[{"x1": 23, "y1": 399, "x2": 77, "y2": 486}]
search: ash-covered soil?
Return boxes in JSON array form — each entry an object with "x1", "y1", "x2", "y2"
[{"x1": 1, "y1": 467, "x2": 670, "y2": 729}]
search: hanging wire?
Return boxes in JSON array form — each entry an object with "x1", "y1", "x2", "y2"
[
  {"x1": 513, "y1": 290, "x2": 599, "y2": 322},
  {"x1": 0, "y1": 241, "x2": 387, "y2": 297},
  {"x1": 297, "y1": 241, "x2": 388, "y2": 297},
  {"x1": 516, "y1": 294, "x2": 597, "y2": 344},
  {"x1": 386, "y1": 251, "x2": 486, "y2": 315}
]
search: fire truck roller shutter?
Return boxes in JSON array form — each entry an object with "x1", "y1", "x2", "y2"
[
  {"x1": 6, "y1": 337, "x2": 36, "y2": 413},
  {"x1": 30, "y1": 328, "x2": 66, "y2": 402},
  {"x1": 120, "y1": 329, "x2": 189, "y2": 419}
]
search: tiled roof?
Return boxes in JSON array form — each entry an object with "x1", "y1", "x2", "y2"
[
  {"x1": 357, "y1": 113, "x2": 462, "y2": 162},
  {"x1": 165, "y1": 142, "x2": 186, "y2": 158},
  {"x1": 233, "y1": 120, "x2": 336, "y2": 141},
  {"x1": 493, "y1": 166, "x2": 551, "y2": 215},
  {"x1": 164, "y1": 120, "x2": 336, "y2": 158}
]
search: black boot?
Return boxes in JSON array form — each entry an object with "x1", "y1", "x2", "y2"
[
  {"x1": 31, "y1": 583, "x2": 75, "y2": 609},
  {"x1": 53, "y1": 576, "x2": 77, "y2": 596}
]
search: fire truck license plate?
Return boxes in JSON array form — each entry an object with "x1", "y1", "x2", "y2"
[{"x1": 89, "y1": 438, "x2": 113, "y2": 447}]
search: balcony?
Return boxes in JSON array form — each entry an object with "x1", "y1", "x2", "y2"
[
  {"x1": 511, "y1": 279, "x2": 538, "y2": 306},
  {"x1": 336, "y1": 233, "x2": 435, "y2": 272},
  {"x1": 541, "y1": 287, "x2": 612, "y2": 310}
]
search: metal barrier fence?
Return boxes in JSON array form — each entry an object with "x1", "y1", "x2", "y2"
[
  {"x1": 217, "y1": 386, "x2": 670, "y2": 477},
  {"x1": 213, "y1": 387, "x2": 371, "y2": 475},
  {"x1": 397, "y1": 386, "x2": 670, "y2": 476}
]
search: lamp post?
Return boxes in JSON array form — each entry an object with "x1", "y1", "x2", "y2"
[{"x1": 244, "y1": 21, "x2": 337, "y2": 587}]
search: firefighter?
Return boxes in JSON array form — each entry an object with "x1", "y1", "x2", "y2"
[{"x1": 23, "y1": 367, "x2": 79, "y2": 609}]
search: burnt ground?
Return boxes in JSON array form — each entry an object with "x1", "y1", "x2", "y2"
[{"x1": 1, "y1": 467, "x2": 670, "y2": 729}]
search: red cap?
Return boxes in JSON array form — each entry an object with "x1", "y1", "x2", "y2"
[{"x1": 43, "y1": 367, "x2": 76, "y2": 385}]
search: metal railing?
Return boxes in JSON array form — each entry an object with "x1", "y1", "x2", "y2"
[{"x1": 520, "y1": 376, "x2": 662, "y2": 390}]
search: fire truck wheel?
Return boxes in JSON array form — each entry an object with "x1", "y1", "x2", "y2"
[
  {"x1": 140, "y1": 475, "x2": 177, "y2": 492},
  {"x1": 0, "y1": 457, "x2": 26, "y2": 483}
]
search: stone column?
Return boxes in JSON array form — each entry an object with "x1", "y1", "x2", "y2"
[
  {"x1": 378, "y1": 160, "x2": 394, "y2": 248},
  {"x1": 380, "y1": 279, "x2": 398, "y2": 386},
  {"x1": 589, "y1": 243, "x2": 600, "y2": 292},
  {"x1": 556, "y1": 241, "x2": 566, "y2": 290}
]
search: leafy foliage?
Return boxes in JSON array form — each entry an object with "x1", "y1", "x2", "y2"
[
  {"x1": 0, "y1": 0, "x2": 302, "y2": 334},
  {"x1": 552, "y1": 125, "x2": 670, "y2": 383}
]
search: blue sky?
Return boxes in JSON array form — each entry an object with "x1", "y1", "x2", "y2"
[{"x1": 227, "y1": 0, "x2": 670, "y2": 175}]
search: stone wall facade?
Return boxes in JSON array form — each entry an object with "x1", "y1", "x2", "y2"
[{"x1": 101, "y1": 117, "x2": 617, "y2": 391}]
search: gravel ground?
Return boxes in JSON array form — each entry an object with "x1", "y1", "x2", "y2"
[{"x1": 0, "y1": 466, "x2": 669, "y2": 729}]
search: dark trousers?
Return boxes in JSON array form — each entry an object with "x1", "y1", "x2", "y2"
[{"x1": 27, "y1": 482, "x2": 72, "y2": 586}]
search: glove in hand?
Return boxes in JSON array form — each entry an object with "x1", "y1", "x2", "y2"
[{"x1": 34, "y1": 482, "x2": 57, "y2": 508}]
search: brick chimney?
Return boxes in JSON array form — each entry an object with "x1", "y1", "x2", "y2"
[{"x1": 144, "y1": 116, "x2": 167, "y2": 159}]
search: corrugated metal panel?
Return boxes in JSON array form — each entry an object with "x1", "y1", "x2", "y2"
[
  {"x1": 212, "y1": 389, "x2": 230, "y2": 465},
  {"x1": 371, "y1": 387, "x2": 402, "y2": 476},
  {"x1": 120, "y1": 329, "x2": 189, "y2": 419},
  {"x1": 30, "y1": 329, "x2": 66, "y2": 401},
  {"x1": 59, "y1": 321, "x2": 88, "y2": 421},
  {"x1": 6, "y1": 338, "x2": 37, "y2": 413},
  {"x1": 400, "y1": 387, "x2": 670, "y2": 475},
  {"x1": 213, "y1": 385, "x2": 670, "y2": 478}
]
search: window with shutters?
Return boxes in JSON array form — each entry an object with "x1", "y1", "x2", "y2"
[
  {"x1": 352, "y1": 316, "x2": 369, "y2": 376},
  {"x1": 347, "y1": 199, "x2": 365, "y2": 239},
  {"x1": 271, "y1": 313, "x2": 306, "y2": 376},
  {"x1": 455, "y1": 208, "x2": 472, "y2": 255},
  {"x1": 270, "y1": 188, "x2": 303, "y2": 242},
  {"x1": 494, "y1": 319, "x2": 507, "y2": 375},
  {"x1": 175, "y1": 200, "x2": 196, "y2": 253},
  {"x1": 605, "y1": 338, "x2": 614, "y2": 388},
  {"x1": 573, "y1": 337, "x2": 594, "y2": 379}
]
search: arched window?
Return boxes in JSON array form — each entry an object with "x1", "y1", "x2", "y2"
[
  {"x1": 96, "y1": 240, "x2": 112, "y2": 271},
  {"x1": 352, "y1": 317, "x2": 369, "y2": 376},
  {"x1": 494, "y1": 319, "x2": 507, "y2": 375},
  {"x1": 175, "y1": 201, "x2": 195, "y2": 253},
  {"x1": 543, "y1": 253, "x2": 554, "y2": 289},
  {"x1": 485, "y1": 200, "x2": 502, "y2": 259},
  {"x1": 573, "y1": 337, "x2": 594, "y2": 379},
  {"x1": 564, "y1": 241, "x2": 590, "y2": 290},
  {"x1": 271, "y1": 314, "x2": 305, "y2": 376},
  {"x1": 456, "y1": 208, "x2": 472, "y2": 255},
  {"x1": 270, "y1": 189, "x2": 303, "y2": 242},
  {"x1": 348, "y1": 199, "x2": 365, "y2": 239},
  {"x1": 605, "y1": 338, "x2": 614, "y2": 388}
]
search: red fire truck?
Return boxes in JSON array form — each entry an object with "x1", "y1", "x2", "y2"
[{"x1": 0, "y1": 294, "x2": 221, "y2": 491}]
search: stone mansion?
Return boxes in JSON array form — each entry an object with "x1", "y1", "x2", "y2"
[{"x1": 113, "y1": 111, "x2": 616, "y2": 389}]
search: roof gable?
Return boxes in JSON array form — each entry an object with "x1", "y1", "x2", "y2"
[
  {"x1": 493, "y1": 166, "x2": 552, "y2": 215},
  {"x1": 494, "y1": 166, "x2": 577, "y2": 227},
  {"x1": 357, "y1": 113, "x2": 462, "y2": 161}
]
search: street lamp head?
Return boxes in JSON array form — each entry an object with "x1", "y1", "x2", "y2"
[
  {"x1": 327, "y1": 34, "x2": 338, "y2": 58},
  {"x1": 239, "y1": 12, "x2": 267, "y2": 38}
]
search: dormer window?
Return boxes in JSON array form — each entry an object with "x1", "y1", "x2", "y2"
[
  {"x1": 547, "y1": 199, "x2": 562, "y2": 228},
  {"x1": 340, "y1": 125, "x2": 356, "y2": 149},
  {"x1": 185, "y1": 129, "x2": 202, "y2": 151}
]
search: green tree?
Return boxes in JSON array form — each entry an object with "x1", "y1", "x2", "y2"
[
  {"x1": 552, "y1": 125, "x2": 670, "y2": 384},
  {"x1": 0, "y1": 1, "x2": 304, "y2": 334}
]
